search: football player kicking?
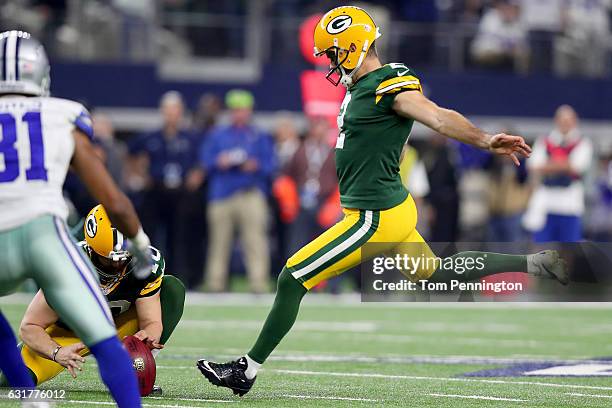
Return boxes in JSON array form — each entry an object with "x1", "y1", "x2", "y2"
[
  {"x1": 0, "y1": 205, "x2": 186, "y2": 395},
  {"x1": 0, "y1": 31, "x2": 149, "y2": 407},
  {"x1": 196, "y1": 6, "x2": 568, "y2": 396}
]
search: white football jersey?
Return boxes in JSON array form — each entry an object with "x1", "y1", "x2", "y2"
[{"x1": 0, "y1": 96, "x2": 92, "y2": 231}]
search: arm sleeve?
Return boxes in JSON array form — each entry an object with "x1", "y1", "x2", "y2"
[
  {"x1": 139, "y1": 275, "x2": 163, "y2": 297},
  {"x1": 73, "y1": 108, "x2": 94, "y2": 140},
  {"x1": 527, "y1": 138, "x2": 548, "y2": 170},
  {"x1": 138, "y1": 246, "x2": 165, "y2": 298},
  {"x1": 569, "y1": 138, "x2": 593, "y2": 175},
  {"x1": 375, "y1": 65, "x2": 423, "y2": 106}
]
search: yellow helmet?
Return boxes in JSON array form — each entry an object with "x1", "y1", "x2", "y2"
[
  {"x1": 83, "y1": 204, "x2": 132, "y2": 295},
  {"x1": 313, "y1": 6, "x2": 381, "y2": 87},
  {"x1": 84, "y1": 204, "x2": 128, "y2": 258}
]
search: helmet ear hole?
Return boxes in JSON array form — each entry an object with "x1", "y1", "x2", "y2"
[{"x1": 349, "y1": 43, "x2": 357, "y2": 52}]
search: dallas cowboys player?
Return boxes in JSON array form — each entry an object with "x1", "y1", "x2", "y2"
[{"x1": 0, "y1": 31, "x2": 150, "y2": 408}]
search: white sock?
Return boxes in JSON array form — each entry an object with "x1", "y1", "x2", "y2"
[
  {"x1": 244, "y1": 354, "x2": 261, "y2": 380},
  {"x1": 526, "y1": 252, "x2": 542, "y2": 275}
]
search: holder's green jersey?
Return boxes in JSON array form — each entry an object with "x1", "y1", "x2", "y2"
[{"x1": 335, "y1": 63, "x2": 422, "y2": 210}]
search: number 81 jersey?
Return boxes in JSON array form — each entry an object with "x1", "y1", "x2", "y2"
[
  {"x1": 335, "y1": 63, "x2": 422, "y2": 210},
  {"x1": 0, "y1": 96, "x2": 92, "y2": 231}
]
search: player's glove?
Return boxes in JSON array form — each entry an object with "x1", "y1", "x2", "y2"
[{"x1": 128, "y1": 227, "x2": 154, "y2": 279}]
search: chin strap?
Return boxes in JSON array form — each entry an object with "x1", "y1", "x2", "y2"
[{"x1": 340, "y1": 39, "x2": 370, "y2": 88}]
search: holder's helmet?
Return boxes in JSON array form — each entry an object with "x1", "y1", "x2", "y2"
[{"x1": 84, "y1": 204, "x2": 131, "y2": 292}]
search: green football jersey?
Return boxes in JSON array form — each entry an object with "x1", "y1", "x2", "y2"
[
  {"x1": 335, "y1": 63, "x2": 422, "y2": 210},
  {"x1": 80, "y1": 242, "x2": 165, "y2": 314}
]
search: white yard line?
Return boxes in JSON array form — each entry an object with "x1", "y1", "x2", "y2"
[
  {"x1": 163, "y1": 350, "x2": 610, "y2": 366},
  {"x1": 270, "y1": 369, "x2": 612, "y2": 391},
  {"x1": 179, "y1": 319, "x2": 377, "y2": 332},
  {"x1": 156, "y1": 365, "x2": 612, "y2": 392},
  {"x1": 429, "y1": 393, "x2": 527, "y2": 402},
  {"x1": 147, "y1": 397, "x2": 234, "y2": 403},
  {"x1": 566, "y1": 392, "x2": 612, "y2": 399},
  {"x1": 164, "y1": 347, "x2": 600, "y2": 364},
  {"x1": 4, "y1": 291, "x2": 612, "y2": 308},
  {"x1": 283, "y1": 394, "x2": 379, "y2": 402},
  {"x1": 170, "y1": 324, "x2": 593, "y2": 349},
  {"x1": 304, "y1": 331, "x2": 588, "y2": 350}
]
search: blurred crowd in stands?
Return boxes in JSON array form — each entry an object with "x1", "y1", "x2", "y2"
[
  {"x1": 2, "y1": 0, "x2": 611, "y2": 77},
  {"x1": 61, "y1": 89, "x2": 612, "y2": 293},
  {"x1": 3, "y1": 0, "x2": 611, "y2": 293}
]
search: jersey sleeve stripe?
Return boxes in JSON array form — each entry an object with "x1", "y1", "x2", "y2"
[
  {"x1": 375, "y1": 80, "x2": 421, "y2": 95},
  {"x1": 376, "y1": 76, "x2": 420, "y2": 92},
  {"x1": 74, "y1": 111, "x2": 93, "y2": 140},
  {"x1": 140, "y1": 276, "x2": 163, "y2": 296}
]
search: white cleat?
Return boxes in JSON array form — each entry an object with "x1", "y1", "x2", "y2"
[{"x1": 528, "y1": 250, "x2": 569, "y2": 285}]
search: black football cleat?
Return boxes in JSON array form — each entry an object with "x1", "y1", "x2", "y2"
[
  {"x1": 150, "y1": 385, "x2": 163, "y2": 396},
  {"x1": 197, "y1": 357, "x2": 255, "y2": 396}
]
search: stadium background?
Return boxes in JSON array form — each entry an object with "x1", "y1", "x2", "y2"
[
  {"x1": 2, "y1": 2, "x2": 612, "y2": 408},
  {"x1": 1, "y1": 0, "x2": 611, "y2": 293},
  {"x1": 0, "y1": 0, "x2": 612, "y2": 291}
]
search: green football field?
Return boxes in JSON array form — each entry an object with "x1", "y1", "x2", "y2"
[{"x1": 1, "y1": 294, "x2": 612, "y2": 407}]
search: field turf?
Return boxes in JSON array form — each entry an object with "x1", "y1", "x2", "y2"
[{"x1": 1, "y1": 293, "x2": 612, "y2": 407}]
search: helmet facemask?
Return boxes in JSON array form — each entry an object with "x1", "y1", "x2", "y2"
[
  {"x1": 316, "y1": 45, "x2": 353, "y2": 87},
  {"x1": 315, "y1": 39, "x2": 370, "y2": 88},
  {"x1": 88, "y1": 232, "x2": 132, "y2": 295}
]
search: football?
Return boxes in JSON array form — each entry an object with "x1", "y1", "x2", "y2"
[{"x1": 122, "y1": 335, "x2": 156, "y2": 396}]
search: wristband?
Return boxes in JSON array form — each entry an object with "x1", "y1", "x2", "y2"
[
  {"x1": 51, "y1": 346, "x2": 61, "y2": 362},
  {"x1": 132, "y1": 227, "x2": 150, "y2": 250}
]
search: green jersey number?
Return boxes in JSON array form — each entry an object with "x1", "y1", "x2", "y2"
[{"x1": 336, "y1": 92, "x2": 352, "y2": 149}]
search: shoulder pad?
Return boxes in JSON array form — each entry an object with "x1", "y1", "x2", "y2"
[
  {"x1": 50, "y1": 98, "x2": 93, "y2": 140},
  {"x1": 375, "y1": 63, "x2": 422, "y2": 103}
]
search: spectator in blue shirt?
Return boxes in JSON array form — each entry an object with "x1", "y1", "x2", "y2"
[
  {"x1": 200, "y1": 89, "x2": 276, "y2": 293},
  {"x1": 128, "y1": 91, "x2": 203, "y2": 285}
]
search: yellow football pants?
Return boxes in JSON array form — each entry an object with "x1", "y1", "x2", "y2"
[
  {"x1": 21, "y1": 307, "x2": 139, "y2": 385},
  {"x1": 287, "y1": 194, "x2": 436, "y2": 289}
]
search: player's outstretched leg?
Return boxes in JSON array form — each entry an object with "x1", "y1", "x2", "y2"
[
  {"x1": 428, "y1": 250, "x2": 568, "y2": 285},
  {"x1": 197, "y1": 268, "x2": 307, "y2": 396},
  {"x1": 0, "y1": 311, "x2": 35, "y2": 388}
]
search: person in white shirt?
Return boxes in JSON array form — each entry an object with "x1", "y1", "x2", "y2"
[
  {"x1": 471, "y1": 0, "x2": 528, "y2": 72},
  {"x1": 525, "y1": 105, "x2": 593, "y2": 242},
  {"x1": 555, "y1": 0, "x2": 611, "y2": 78}
]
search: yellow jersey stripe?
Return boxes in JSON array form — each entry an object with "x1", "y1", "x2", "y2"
[
  {"x1": 140, "y1": 276, "x2": 162, "y2": 296},
  {"x1": 376, "y1": 76, "x2": 420, "y2": 92},
  {"x1": 376, "y1": 81, "x2": 421, "y2": 95}
]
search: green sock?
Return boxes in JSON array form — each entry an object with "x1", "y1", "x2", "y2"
[
  {"x1": 159, "y1": 275, "x2": 186, "y2": 345},
  {"x1": 429, "y1": 251, "x2": 527, "y2": 283},
  {"x1": 248, "y1": 268, "x2": 307, "y2": 364}
]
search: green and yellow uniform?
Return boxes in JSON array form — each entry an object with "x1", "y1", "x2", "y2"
[
  {"x1": 19, "y1": 244, "x2": 185, "y2": 385},
  {"x1": 243, "y1": 6, "x2": 532, "y2": 370},
  {"x1": 287, "y1": 63, "x2": 436, "y2": 289}
]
